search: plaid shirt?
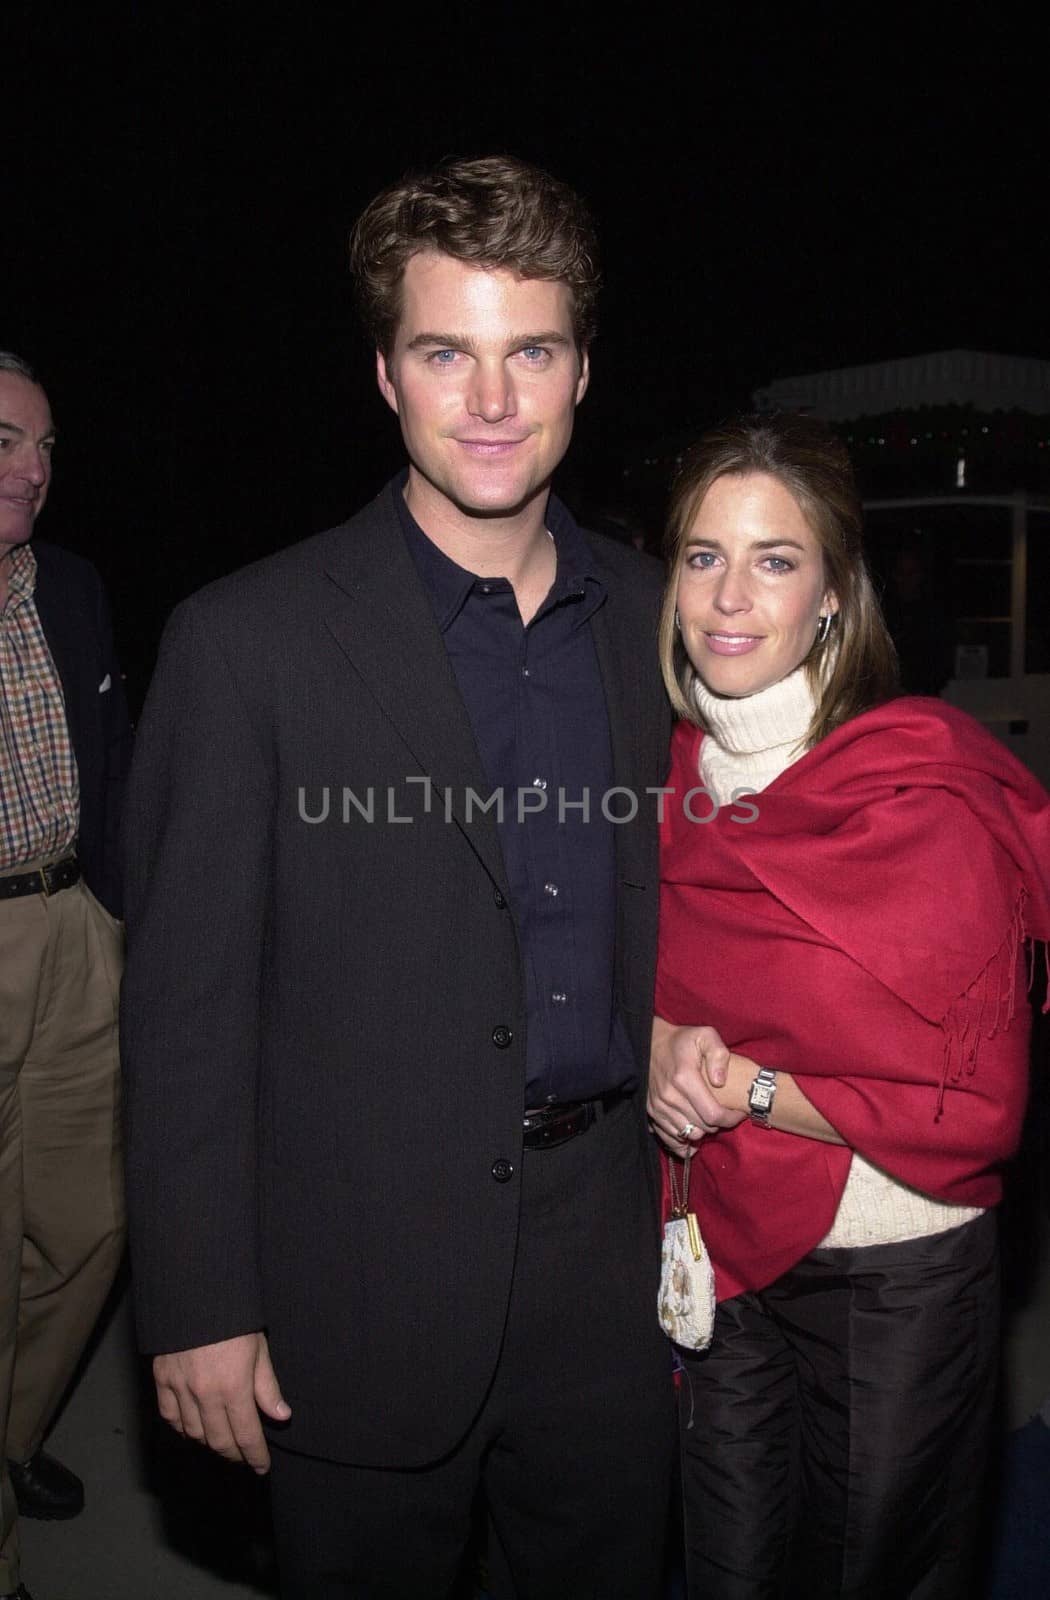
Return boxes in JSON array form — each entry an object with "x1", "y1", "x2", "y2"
[{"x1": 0, "y1": 542, "x2": 80, "y2": 869}]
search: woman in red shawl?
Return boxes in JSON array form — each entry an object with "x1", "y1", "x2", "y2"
[{"x1": 647, "y1": 412, "x2": 1050, "y2": 1600}]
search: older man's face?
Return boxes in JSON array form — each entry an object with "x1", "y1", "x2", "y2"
[{"x1": 0, "y1": 371, "x2": 55, "y2": 558}]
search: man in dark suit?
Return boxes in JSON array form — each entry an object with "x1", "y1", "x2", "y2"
[
  {"x1": 0, "y1": 352, "x2": 130, "y2": 1600},
  {"x1": 121, "y1": 157, "x2": 675, "y2": 1598}
]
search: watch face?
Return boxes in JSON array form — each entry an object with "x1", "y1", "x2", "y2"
[{"x1": 748, "y1": 1071, "x2": 777, "y2": 1116}]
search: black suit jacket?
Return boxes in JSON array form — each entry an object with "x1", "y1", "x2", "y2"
[
  {"x1": 32, "y1": 539, "x2": 132, "y2": 916},
  {"x1": 121, "y1": 488, "x2": 671, "y2": 1465}
]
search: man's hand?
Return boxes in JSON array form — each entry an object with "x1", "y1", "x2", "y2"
[
  {"x1": 648, "y1": 1016, "x2": 750, "y2": 1155},
  {"x1": 153, "y1": 1331, "x2": 290, "y2": 1474}
]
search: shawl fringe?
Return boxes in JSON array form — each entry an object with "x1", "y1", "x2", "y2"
[{"x1": 937, "y1": 887, "x2": 1047, "y2": 1119}]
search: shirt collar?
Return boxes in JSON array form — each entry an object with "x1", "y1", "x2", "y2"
[
  {"x1": 392, "y1": 473, "x2": 603, "y2": 633},
  {"x1": 1, "y1": 541, "x2": 37, "y2": 617}
]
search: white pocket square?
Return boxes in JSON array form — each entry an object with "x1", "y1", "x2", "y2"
[{"x1": 98, "y1": 674, "x2": 112, "y2": 693}]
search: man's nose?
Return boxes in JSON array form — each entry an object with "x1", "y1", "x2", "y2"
[
  {"x1": 16, "y1": 446, "x2": 48, "y2": 487},
  {"x1": 467, "y1": 361, "x2": 516, "y2": 423}
]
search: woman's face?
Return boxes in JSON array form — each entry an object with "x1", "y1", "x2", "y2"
[{"x1": 675, "y1": 471, "x2": 838, "y2": 699}]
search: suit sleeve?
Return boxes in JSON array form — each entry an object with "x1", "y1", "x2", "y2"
[{"x1": 120, "y1": 597, "x2": 272, "y2": 1353}]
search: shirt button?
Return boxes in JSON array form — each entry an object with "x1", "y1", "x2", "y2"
[
  {"x1": 543, "y1": 881, "x2": 559, "y2": 897},
  {"x1": 491, "y1": 1158, "x2": 514, "y2": 1183},
  {"x1": 532, "y1": 777, "x2": 547, "y2": 791},
  {"x1": 492, "y1": 1025, "x2": 513, "y2": 1048},
  {"x1": 551, "y1": 992, "x2": 567, "y2": 1005},
  {"x1": 521, "y1": 667, "x2": 530, "y2": 678},
  {"x1": 493, "y1": 887, "x2": 507, "y2": 909}
]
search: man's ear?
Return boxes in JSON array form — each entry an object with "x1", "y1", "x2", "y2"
[
  {"x1": 575, "y1": 347, "x2": 590, "y2": 407},
  {"x1": 376, "y1": 350, "x2": 399, "y2": 416}
]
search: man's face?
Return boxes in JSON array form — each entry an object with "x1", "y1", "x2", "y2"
[
  {"x1": 376, "y1": 251, "x2": 589, "y2": 527},
  {"x1": 0, "y1": 371, "x2": 54, "y2": 558}
]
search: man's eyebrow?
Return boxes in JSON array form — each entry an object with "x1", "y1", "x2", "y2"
[
  {"x1": 404, "y1": 331, "x2": 572, "y2": 352},
  {"x1": 0, "y1": 418, "x2": 57, "y2": 440}
]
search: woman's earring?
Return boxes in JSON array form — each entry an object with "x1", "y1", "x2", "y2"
[
  {"x1": 674, "y1": 608, "x2": 682, "y2": 632},
  {"x1": 816, "y1": 613, "x2": 832, "y2": 645}
]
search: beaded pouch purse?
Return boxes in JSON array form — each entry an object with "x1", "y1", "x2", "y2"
[{"x1": 657, "y1": 1150, "x2": 716, "y2": 1351}]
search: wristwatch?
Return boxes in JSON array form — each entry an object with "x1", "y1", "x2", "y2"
[{"x1": 747, "y1": 1067, "x2": 778, "y2": 1129}]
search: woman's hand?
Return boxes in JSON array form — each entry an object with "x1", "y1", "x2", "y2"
[{"x1": 648, "y1": 1017, "x2": 752, "y2": 1155}]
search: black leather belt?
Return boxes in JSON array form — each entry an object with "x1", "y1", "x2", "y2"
[
  {"x1": 0, "y1": 855, "x2": 81, "y2": 901},
  {"x1": 522, "y1": 1095, "x2": 622, "y2": 1151}
]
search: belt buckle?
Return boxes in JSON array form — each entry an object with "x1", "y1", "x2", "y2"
[
  {"x1": 38, "y1": 865, "x2": 52, "y2": 897},
  {"x1": 523, "y1": 1100, "x2": 593, "y2": 1151}
]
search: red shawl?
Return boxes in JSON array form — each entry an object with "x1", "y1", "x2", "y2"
[{"x1": 656, "y1": 697, "x2": 1050, "y2": 1302}]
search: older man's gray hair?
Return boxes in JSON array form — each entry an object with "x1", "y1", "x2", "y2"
[{"x1": 0, "y1": 352, "x2": 39, "y2": 383}]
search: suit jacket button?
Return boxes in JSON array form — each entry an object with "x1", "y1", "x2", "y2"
[
  {"x1": 491, "y1": 1025, "x2": 513, "y2": 1048},
  {"x1": 493, "y1": 888, "x2": 507, "y2": 909},
  {"x1": 491, "y1": 1158, "x2": 514, "y2": 1183}
]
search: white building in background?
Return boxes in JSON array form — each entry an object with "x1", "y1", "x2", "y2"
[
  {"x1": 755, "y1": 348, "x2": 1050, "y2": 419},
  {"x1": 754, "y1": 351, "x2": 1050, "y2": 785}
]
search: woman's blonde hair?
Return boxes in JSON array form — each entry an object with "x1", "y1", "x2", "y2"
[{"x1": 659, "y1": 412, "x2": 899, "y2": 747}]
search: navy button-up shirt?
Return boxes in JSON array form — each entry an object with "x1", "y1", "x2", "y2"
[{"x1": 396, "y1": 479, "x2": 636, "y2": 1106}]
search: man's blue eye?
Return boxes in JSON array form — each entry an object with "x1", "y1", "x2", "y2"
[{"x1": 433, "y1": 350, "x2": 457, "y2": 364}]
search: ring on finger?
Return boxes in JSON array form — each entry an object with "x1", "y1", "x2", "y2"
[{"x1": 677, "y1": 1122, "x2": 696, "y2": 1140}]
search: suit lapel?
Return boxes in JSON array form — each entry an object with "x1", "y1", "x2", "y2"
[
  {"x1": 32, "y1": 545, "x2": 94, "y2": 776},
  {"x1": 321, "y1": 493, "x2": 509, "y2": 894},
  {"x1": 589, "y1": 565, "x2": 665, "y2": 897},
  {"x1": 591, "y1": 587, "x2": 649, "y2": 811}
]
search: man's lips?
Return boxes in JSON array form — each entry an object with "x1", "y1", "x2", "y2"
[{"x1": 452, "y1": 437, "x2": 530, "y2": 455}]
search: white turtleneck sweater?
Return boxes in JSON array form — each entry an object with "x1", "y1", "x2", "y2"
[{"x1": 690, "y1": 666, "x2": 983, "y2": 1249}]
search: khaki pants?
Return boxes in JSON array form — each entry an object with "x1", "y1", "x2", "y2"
[{"x1": 0, "y1": 868, "x2": 125, "y2": 1593}]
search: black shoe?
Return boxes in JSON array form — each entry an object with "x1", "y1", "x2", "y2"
[{"x1": 8, "y1": 1450, "x2": 84, "y2": 1520}]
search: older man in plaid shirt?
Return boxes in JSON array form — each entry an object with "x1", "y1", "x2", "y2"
[{"x1": 0, "y1": 352, "x2": 131, "y2": 1600}]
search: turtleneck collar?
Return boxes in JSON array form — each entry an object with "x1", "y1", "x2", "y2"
[{"x1": 691, "y1": 664, "x2": 817, "y2": 803}]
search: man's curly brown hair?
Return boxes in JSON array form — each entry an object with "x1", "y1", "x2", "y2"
[{"x1": 349, "y1": 155, "x2": 600, "y2": 358}]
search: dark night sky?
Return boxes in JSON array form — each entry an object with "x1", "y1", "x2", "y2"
[{"x1": 5, "y1": 2, "x2": 1045, "y2": 700}]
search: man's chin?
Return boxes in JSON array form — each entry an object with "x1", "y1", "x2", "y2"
[
  {"x1": 444, "y1": 474, "x2": 552, "y2": 523},
  {"x1": 404, "y1": 457, "x2": 561, "y2": 527},
  {"x1": 0, "y1": 527, "x2": 34, "y2": 555}
]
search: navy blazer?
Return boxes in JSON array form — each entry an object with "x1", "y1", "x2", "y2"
[
  {"x1": 121, "y1": 488, "x2": 671, "y2": 1466},
  {"x1": 32, "y1": 539, "x2": 132, "y2": 916}
]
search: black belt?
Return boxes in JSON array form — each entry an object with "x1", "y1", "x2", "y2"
[
  {"x1": 522, "y1": 1094, "x2": 623, "y2": 1151},
  {"x1": 0, "y1": 854, "x2": 81, "y2": 901}
]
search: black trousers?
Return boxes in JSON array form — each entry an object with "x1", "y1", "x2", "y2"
[
  {"x1": 269, "y1": 1095, "x2": 676, "y2": 1599},
  {"x1": 678, "y1": 1211, "x2": 1000, "y2": 1600}
]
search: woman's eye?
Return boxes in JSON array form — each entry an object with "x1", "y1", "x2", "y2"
[{"x1": 688, "y1": 550, "x2": 718, "y2": 569}]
